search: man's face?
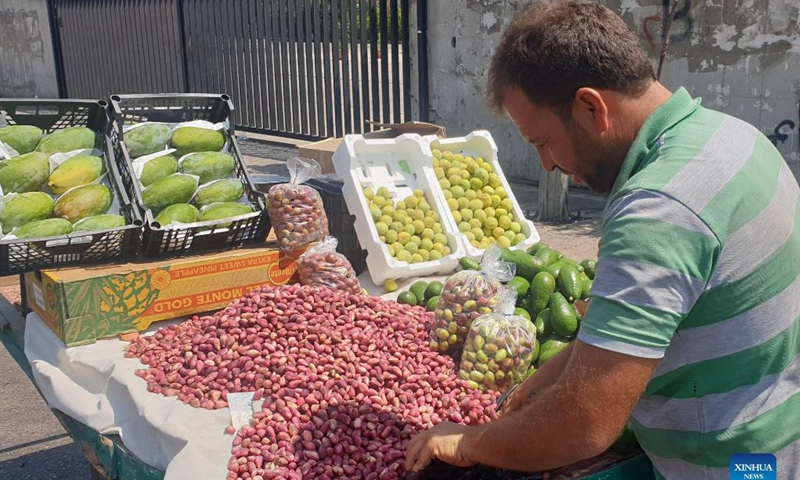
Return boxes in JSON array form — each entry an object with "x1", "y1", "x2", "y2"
[{"x1": 502, "y1": 88, "x2": 624, "y2": 194}]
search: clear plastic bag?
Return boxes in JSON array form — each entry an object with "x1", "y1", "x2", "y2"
[
  {"x1": 266, "y1": 157, "x2": 329, "y2": 251},
  {"x1": 429, "y1": 245, "x2": 515, "y2": 352},
  {"x1": 458, "y1": 287, "x2": 537, "y2": 391},
  {"x1": 297, "y1": 236, "x2": 361, "y2": 295}
]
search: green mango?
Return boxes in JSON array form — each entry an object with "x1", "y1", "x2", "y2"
[
  {"x1": 47, "y1": 154, "x2": 105, "y2": 195},
  {"x1": 139, "y1": 154, "x2": 178, "y2": 187},
  {"x1": 0, "y1": 191, "x2": 55, "y2": 234},
  {"x1": 155, "y1": 203, "x2": 199, "y2": 226},
  {"x1": 36, "y1": 126, "x2": 95, "y2": 155},
  {"x1": 198, "y1": 202, "x2": 253, "y2": 228},
  {"x1": 125, "y1": 123, "x2": 171, "y2": 158},
  {"x1": 54, "y1": 184, "x2": 112, "y2": 223},
  {"x1": 0, "y1": 125, "x2": 43, "y2": 155},
  {"x1": 142, "y1": 173, "x2": 198, "y2": 214},
  {"x1": 73, "y1": 214, "x2": 126, "y2": 232},
  {"x1": 179, "y1": 151, "x2": 235, "y2": 185},
  {"x1": 170, "y1": 127, "x2": 225, "y2": 157},
  {"x1": 193, "y1": 179, "x2": 244, "y2": 208},
  {"x1": 0, "y1": 152, "x2": 50, "y2": 194},
  {"x1": 13, "y1": 218, "x2": 73, "y2": 239}
]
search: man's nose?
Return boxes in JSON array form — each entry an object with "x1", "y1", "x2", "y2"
[{"x1": 537, "y1": 149, "x2": 557, "y2": 173}]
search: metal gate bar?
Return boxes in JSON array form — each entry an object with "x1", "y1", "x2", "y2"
[{"x1": 50, "y1": 0, "x2": 416, "y2": 139}]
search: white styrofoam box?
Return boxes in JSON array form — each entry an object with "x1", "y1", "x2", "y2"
[
  {"x1": 425, "y1": 131, "x2": 540, "y2": 259},
  {"x1": 333, "y1": 133, "x2": 464, "y2": 285}
]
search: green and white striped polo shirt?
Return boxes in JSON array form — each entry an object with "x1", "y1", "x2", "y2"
[{"x1": 577, "y1": 88, "x2": 800, "y2": 479}]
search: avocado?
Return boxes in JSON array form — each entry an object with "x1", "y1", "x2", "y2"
[
  {"x1": 513, "y1": 307, "x2": 531, "y2": 321},
  {"x1": 580, "y1": 272, "x2": 593, "y2": 300},
  {"x1": 500, "y1": 248, "x2": 544, "y2": 280},
  {"x1": 530, "y1": 337, "x2": 541, "y2": 364},
  {"x1": 426, "y1": 296, "x2": 439, "y2": 311},
  {"x1": 409, "y1": 281, "x2": 428, "y2": 306},
  {"x1": 531, "y1": 271, "x2": 556, "y2": 312},
  {"x1": 397, "y1": 291, "x2": 417, "y2": 306},
  {"x1": 537, "y1": 335, "x2": 571, "y2": 366},
  {"x1": 526, "y1": 242, "x2": 549, "y2": 255},
  {"x1": 534, "y1": 308, "x2": 551, "y2": 338},
  {"x1": 533, "y1": 247, "x2": 562, "y2": 266},
  {"x1": 459, "y1": 257, "x2": 481, "y2": 271},
  {"x1": 580, "y1": 259, "x2": 597, "y2": 280},
  {"x1": 549, "y1": 292, "x2": 578, "y2": 337},
  {"x1": 507, "y1": 276, "x2": 531, "y2": 298},
  {"x1": 557, "y1": 264, "x2": 582, "y2": 302},
  {"x1": 424, "y1": 281, "x2": 443, "y2": 301}
]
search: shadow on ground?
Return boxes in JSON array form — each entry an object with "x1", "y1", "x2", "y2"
[{"x1": 0, "y1": 443, "x2": 90, "y2": 480}]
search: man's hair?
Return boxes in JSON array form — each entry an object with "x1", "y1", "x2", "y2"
[{"x1": 487, "y1": 0, "x2": 655, "y2": 117}]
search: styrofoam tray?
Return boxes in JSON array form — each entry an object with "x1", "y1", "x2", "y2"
[
  {"x1": 333, "y1": 133, "x2": 463, "y2": 284},
  {"x1": 425, "y1": 131, "x2": 540, "y2": 259}
]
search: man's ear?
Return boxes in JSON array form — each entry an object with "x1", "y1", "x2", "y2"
[{"x1": 571, "y1": 87, "x2": 609, "y2": 136}]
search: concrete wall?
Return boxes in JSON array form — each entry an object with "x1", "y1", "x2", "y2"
[
  {"x1": 0, "y1": 0, "x2": 59, "y2": 98},
  {"x1": 422, "y1": 0, "x2": 800, "y2": 182}
]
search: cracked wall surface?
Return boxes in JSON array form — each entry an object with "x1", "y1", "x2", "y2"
[{"x1": 425, "y1": 0, "x2": 800, "y2": 182}]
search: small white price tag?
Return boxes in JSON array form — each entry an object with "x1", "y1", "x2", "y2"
[{"x1": 33, "y1": 284, "x2": 45, "y2": 310}]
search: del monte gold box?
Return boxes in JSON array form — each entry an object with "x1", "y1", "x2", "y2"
[{"x1": 24, "y1": 246, "x2": 299, "y2": 347}]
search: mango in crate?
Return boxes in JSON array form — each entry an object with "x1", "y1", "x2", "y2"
[
  {"x1": 36, "y1": 126, "x2": 95, "y2": 155},
  {"x1": 142, "y1": 173, "x2": 198, "y2": 214},
  {"x1": 432, "y1": 148, "x2": 526, "y2": 249},
  {"x1": 155, "y1": 203, "x2": 200, "y2": 226},
  {"x1": 54, "y1": 184, "x2": 112, "y2": 223},
  {"x1": 73, "y1": 214, "x2": 126, "y2": 232},
  {"x1": 13, "y1": 218, "x2": 73, "y2": 239},
  {"x1": 169, "y1": 127, "x2": 225, "y2": 157},
  {"x1": 125, "y1": 123, "x2": 171, "y2": 158},
  {"x1": 139, "y1": 154, "x2": 178, "y2": 187},
  {"x1": 198, "y1": 202, "x2": 252, "y2": 228},
  {"x1": 179, "y1": 151, "x2": 235, "y2": 185},
  {"x1": 0, "y1": 152, "x2": 50, "y2": 194},
  {"x1": 0, "y1": 125, "x2": 43, "y2": 155},
  {"x1": 47, "y1": 154, "x2": 105, "y2": 195},
  {"x1": 193, "y1": 178, "x2": 244, "y2": 208},
  {"x1": 362, "y1": 185, "x2": 451, "y2": 264},
  {"x1": 0, "y1": 191, "x2": 55, "y2": 234}
]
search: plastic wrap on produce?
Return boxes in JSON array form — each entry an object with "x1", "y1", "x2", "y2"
[
  {"x1": 297, "y1": 236, "x2": 361, "y2": 295},
  {"x1": 458, "y1": 287, "x2": 537, "y2": 391},
  {"x1": 266, "y1": 157, "x2": 329, "y2": 251},
  {"x1": 430, "y1": 245, "x2": 516, "y2": 352}
]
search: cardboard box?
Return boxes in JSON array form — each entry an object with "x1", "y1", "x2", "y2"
[
  {"x1": 24, "y1": 246, "x2": 299, "y2": 347},
  {"x1": 297, "y1": 121, "x2": 446, "y2": 174},
  {"x1": 298, "y1": 137, "x2": 342, "y2": 175}
]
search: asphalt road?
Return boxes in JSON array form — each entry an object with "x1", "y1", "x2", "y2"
[{"x1": 0, "y1": 337, "x2": 91, "y2": 480}]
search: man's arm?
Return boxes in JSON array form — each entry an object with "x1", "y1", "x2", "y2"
[
  {"x1": 500, "y1": 341, "x2": 574, "y2": 414},
  {"x1": 405, "y1": 340, "x2": 658, "y2": 472},
  {"x1": 502, "y1": 301, "x2": 588, "y2": 414}
]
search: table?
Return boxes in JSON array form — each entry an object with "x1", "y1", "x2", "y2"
[{"x1": 0, "y1": 277, "x2": 655, "y2": 480}]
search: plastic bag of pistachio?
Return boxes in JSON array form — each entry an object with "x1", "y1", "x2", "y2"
[
  {"x1": 429, "y1": 245, "x2": 515, "y2": 352},
  {"x1": 457, "y1": 287, "x2": 537, "y2": 391}
]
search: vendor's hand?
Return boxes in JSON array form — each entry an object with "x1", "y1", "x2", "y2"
[{"x1": 404, "y1": 422, "x2": 476, "y2": 473}]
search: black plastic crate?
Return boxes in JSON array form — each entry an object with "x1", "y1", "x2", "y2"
[
  {"x1": 252, "y1": 174, "x2": 367, "y2": 276},
  {"x1": 108, "y1": 93, "x2": 270, "y2": 258},
  {"x1": 0, "y1": 98, "x2": 143, "y2": 276}
]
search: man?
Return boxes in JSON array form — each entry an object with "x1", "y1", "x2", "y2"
[{"x1": 405, "y1": 1, "x2": 800, "y2": 478}]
